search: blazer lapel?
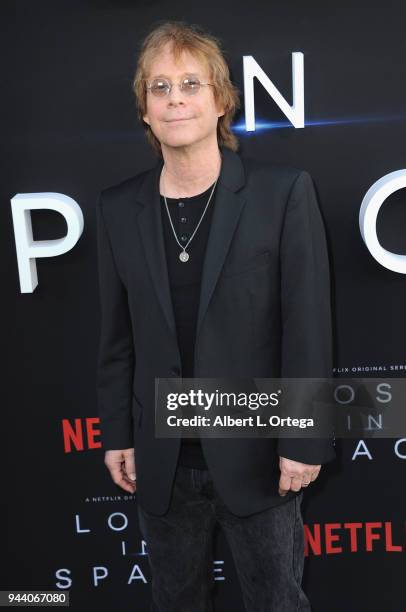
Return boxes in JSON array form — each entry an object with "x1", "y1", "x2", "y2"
[
  {"x1": 136, "y1": 157, "x2": 176, "y2": 338},
  {"x1": 195, "y1": 150, "x2": 246, "y2": 340},
  {"x1": 135, "y1": 146, "x2": 247, "y2": 347}
]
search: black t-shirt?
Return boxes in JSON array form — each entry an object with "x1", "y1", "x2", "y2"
[{"x1": 160, "y1": 180, "x2": 217, "y2": 470}]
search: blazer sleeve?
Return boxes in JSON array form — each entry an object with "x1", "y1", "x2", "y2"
[
  {"x1": 95, "y1": 193, "x2": 134, "y2": 450},
  {"x1": 277, "y1": 170, "x2": 336, "y2": 465}
]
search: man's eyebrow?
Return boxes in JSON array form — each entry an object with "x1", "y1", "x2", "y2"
[{"x1": 149, "y1": 71, "x2": 201, "y2": 79}]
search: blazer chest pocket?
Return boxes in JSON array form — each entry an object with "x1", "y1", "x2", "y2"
[
  {"x1": 132, "y1": 394, "x2": 143, "y2": 428},
  {"x1": 221, "y1": 250, "x2": 271, "y2": 280}
]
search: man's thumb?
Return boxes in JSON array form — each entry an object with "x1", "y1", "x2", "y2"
[{"x1": 125, "y1": 457, "x2": 136, "y2": 481}]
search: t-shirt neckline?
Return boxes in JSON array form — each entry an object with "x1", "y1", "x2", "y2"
[{"x1": 160, "y1": 181, "x2": 216, "y2": 202}]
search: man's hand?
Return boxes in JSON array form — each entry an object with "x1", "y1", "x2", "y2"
[
  {"x1": 278, "y1": 456, "x2": 321, "y2": 496},
  {"x1": 104, "y1": 448, "x2": 136, "y2": 494}
]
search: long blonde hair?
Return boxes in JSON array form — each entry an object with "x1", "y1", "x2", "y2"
[{"x1": 132, "y1": 20, "x2": 241, "y2": 156}]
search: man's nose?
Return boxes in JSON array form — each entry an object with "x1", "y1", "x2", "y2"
[{"x1": 167, "y1": 85, "x2": 186, "y2": 104}]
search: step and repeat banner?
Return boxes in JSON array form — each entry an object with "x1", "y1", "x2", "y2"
[{"x1": 4, "y1": 1, "x2": 405, "y2": 611}]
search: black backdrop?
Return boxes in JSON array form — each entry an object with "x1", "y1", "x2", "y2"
[{"x1": 3, "y1": 1, "x2": 406, "y2": 611}]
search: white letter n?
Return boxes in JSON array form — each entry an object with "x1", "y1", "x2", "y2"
[{"x1": 243, "y1": 52, "x2": 304, "y2": 131}]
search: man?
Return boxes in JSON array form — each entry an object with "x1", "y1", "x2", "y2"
[{"x1": 96, "y1": 20, "x2": 336, "y2": 612}]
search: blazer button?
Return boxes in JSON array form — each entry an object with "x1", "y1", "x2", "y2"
[{"x1": 170, "y1": 366, "x2": 181, "y2": 376}]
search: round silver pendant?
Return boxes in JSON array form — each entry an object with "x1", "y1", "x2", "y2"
[{"x1": 179, "y1": 250, "x2": 189, "y2": 262}]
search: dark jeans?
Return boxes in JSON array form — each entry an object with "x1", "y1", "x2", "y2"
[{"x1": 137, "y1": 464, "x2": 311, "y2": 612}]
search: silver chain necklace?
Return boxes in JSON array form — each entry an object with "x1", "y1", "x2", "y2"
[{"x1": 161, "y1": 165, "x2": 219, "y2": 262}]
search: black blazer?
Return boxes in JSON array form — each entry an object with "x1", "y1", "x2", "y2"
[{"x1": 95, "y1": 145, "x2": 336, "y2": 516}]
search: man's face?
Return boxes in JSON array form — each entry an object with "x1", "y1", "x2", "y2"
[{"x1": 143, "y1": 43, "x2": 225, "y2": 151}]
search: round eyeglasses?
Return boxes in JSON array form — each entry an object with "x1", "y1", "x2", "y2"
[{"x1": 145, "y1": 76, "x2": 214, "y2": 97}]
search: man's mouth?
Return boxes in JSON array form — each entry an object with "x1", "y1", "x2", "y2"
[{"x1": 166, "y1": 117, "x2": 192, "y2": 123}]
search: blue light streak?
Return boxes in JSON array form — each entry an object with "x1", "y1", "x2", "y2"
[{"x1": 232, "y1": 114, "x2": 406, "y2": 133}]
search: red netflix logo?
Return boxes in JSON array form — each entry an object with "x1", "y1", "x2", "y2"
[
  {"x1": 62, "y1": 418, "x2": 101, "y2": 452},
  {"x1": 304, "y1": 521, "x2": 403, "y2": 555}
]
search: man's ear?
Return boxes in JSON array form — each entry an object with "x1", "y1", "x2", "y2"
[{"x1": 216, "y1": 100, "x2": 226, "y2": 119}]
